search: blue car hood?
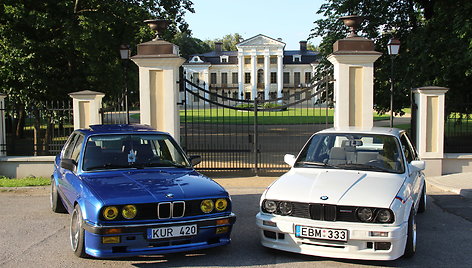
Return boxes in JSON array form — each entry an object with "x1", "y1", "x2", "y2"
[{"x1": 80, "y1": 169, "x2": 227, "y2": 205}]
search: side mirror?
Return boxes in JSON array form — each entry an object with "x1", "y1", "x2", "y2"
[
  {"x1": 284, "y1": 154, "x2": 296, "y2": 167},
  {"x1": 409, "y1": 160, "x2": 425, "y2": 174},
  {"x1": 188, "y1": 155, "x2": 202, "y2": 167},
  {"x1": 60, "y1": 158, "x2": 77, "y2": 172}
]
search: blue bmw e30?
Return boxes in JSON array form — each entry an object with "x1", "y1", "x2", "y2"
[{"x1": 51, "y1": 124, "x2": 236, "y2": 258}]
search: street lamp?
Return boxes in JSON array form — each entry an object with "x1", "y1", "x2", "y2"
[
  {"x1": 387, "y1": 38, "x2": 400, "y2": 128},
  {"x1": 119, "y1": 44, "x2": 130, "y2": 124}
]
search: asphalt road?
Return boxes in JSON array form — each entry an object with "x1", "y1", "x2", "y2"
[{"x1": 0, "y1": 183, "x2": 471, "y2": 268}]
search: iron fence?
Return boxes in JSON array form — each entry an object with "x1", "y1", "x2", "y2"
[
  {"x1": 3, "y1": 99, "x2": 73, "y2": 156},
  {"x1": 444, "y1": 103, "x2": 472, "y2": 153},
  {"x1": 181, "y1": 73, "x2": 333, "y2": 175}
]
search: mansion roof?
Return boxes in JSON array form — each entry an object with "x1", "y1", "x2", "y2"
[{"x1": 184, "y1": 34, "x2": 320, "y2": 66}]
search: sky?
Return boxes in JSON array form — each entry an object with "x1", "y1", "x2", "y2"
[{"x1": 184, "y1": 0, "x2": 326, "y2": 50}]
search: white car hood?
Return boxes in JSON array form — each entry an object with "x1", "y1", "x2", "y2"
[{"x1": 265, "y1": 168, "x2": 405, "y2": 208}]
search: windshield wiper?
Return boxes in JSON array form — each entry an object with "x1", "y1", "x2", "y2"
[
  {"x1": 85, "y1": 163, "x2": 140, "y2": 171},
  {"x1": 138, "y1": 161, "x2": 188, "y2": 168},
  {"x1": 296, "y1": 161, "x2": 339, "y2": 169},
  {"x1": 336, "y1": 163, "x2": 392, "y2": 172}
]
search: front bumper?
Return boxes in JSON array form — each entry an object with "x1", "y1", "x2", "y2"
[
  {"x1": 256, "y1": 212, "x2": 407, "y2": 261},
  {"x1": 82, "y1": 213, "x2": 236, "y2": 258}
]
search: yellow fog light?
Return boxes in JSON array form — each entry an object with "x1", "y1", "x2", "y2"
[
  {"x1": 200, "y1": 199, "x2": 214, "y2": 213},
  {"x1": 102, "y1": 236, "x2": 120, "y2": 244},
  {"x1": 216, "y1": 226, "x2": 229, "y2": 234},
  {"x1": 122, "y1": 205, "x2": 137, "y2": 219},
  {"x1": 216, "y1": 219, "x2": 230, "y2": 225},
  {"x1": 103, "y1": 206, "x2": 119, "y2": 220},
  {"x1": 104, "y1": 228, "x2": 122, "y2": 235},
  {"x1": 215, "y1": 199, "x2": 228, "y2": 211}
]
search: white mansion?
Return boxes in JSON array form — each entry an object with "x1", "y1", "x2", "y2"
[{"x1": 182, "y1": 34, "x2": 320, "y2": 104}]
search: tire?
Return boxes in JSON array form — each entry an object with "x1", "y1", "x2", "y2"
[
  {"x1": 70, "y1": 204, "x2": 88, "y2": 258},
  {"x1": 51, "y1": 178, "x2": 66, "y2": 213},
  {"x1": 417, "y1": 184, "x2": 426, "y2": 213},
  {"x1": 403, "y1": 208, "x2": 417, "y2": 258}
]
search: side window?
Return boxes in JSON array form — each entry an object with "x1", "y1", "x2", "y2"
[
  {"x1": 400, "y1": 134, "x2": 415, "y2": 162},
  {"x1": 71, "y1": 135, "x2": 85, "y2": 162},
  {"x1": 63, "y1": 133, "x2": 78, "y2": 159}
]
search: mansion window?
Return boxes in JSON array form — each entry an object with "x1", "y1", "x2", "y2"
[
  {"x1": 245, "y1": 92, "x2": 251, "y2": 100},
  {"x1": 232, "y1": 72, "x2": 238, "y2": 84},
  {"x1": 295, "y1": 92, "x2": 301, "y2": 100},
  {"x1": 270, "y1": 72, "x2": 277, "y2": 84},
  {"x1": 293, "y1": 55, "x2": 301, "y2": 62},
  {"x1": 269, "y1": 92, "x2": 277, "y2": 100},
  {"x1": 244, "y1": 58, "x2": 251, "y2": 64},
  {"x1": 210, "y1": 73, "x2": 217, "y2": 85},
  {"x1": 283, "y1": 72, "x2": 290, "y2": 84},
  {"x1": 220, "y1": 55, "x2": 229, "y2": 63},
  {"x1": 192, "y1": 73, "x2": 200, "y2": 84},
  {"x1": 283, "y1": 90, "x2": 289, "y2": 100},
  {"x1": 294, "y1": 72, "x2": 301, "y2": 86},
  {"x1": 221, "y1": 73, "x2": 228, "y2": 85},
  {"x1": 257, "y1": 57, "x2": 264, "y2": 64},
  {"x1": 270, "y1": 57, "x2": 277, "y2": 64},
  {"x1": 232, "y1": 91, "x2": 239, "y2": 99},
  {"x1": 305, "y1": 72, "x2": 312, "y2": 83},
  {"x1": 245, "y1": 73, "x2": 251, "y2": 84}
]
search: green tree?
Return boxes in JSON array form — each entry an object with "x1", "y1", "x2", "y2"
[
  {"x1": 172, "y1": 32, "x2": 211, "y2": 59},
  {"x1": 310, "y1": 0, "x2": 472, "y2": 114},
  {"x1": 0, "y1": 0, "x2": 194, "y2": 154},
  {"x1": 205, "y1": 33, "x2": 244, "y2": 51}
]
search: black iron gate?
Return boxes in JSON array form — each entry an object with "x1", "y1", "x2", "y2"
[
  {"x1": 180, "y1": 74, "x2": 333, "y2": 174},
  {"x1": 3, "y1": 99, "x2": 73, "y2": 156}
]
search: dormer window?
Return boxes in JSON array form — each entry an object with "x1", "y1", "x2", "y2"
[
  {"x1": 190, "y1": 56, "x2": 203, "y2": 63},
  {"x1": 293, "y1": 55, "x2": 301, "y2": 63},
  {"x1": 220, "y1": 55, "x2": 229, "y2": 63}
]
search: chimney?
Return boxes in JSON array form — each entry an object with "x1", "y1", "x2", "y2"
[
  {"x1": 215, "y1": 42, "x2": 223, "y2": 52},
  {"x1": 300, "y1": 41, "x2": 307, "y2": 52}
]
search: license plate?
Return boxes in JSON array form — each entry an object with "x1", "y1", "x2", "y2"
[
  {"x1": 147, "y1": 225, "x2": 197, "y2": 239},
  {"x1": 295, "y1": 225, "x2": 348, "y2": 242}
]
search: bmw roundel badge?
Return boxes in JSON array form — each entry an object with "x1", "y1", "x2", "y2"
[
  {"x1": 320, "y1": 196, "x2": 329, "y2": 200},
  {"x1": 165, "y1": 193, "x2": 174, "y2": 198}
]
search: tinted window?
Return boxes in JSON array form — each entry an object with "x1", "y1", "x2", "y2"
[
  {"x1": 83, "y1": 134, "x2": 190, "y2": 171},
  {"x1": 400, "y1": 134, "x2": 416, "y2": 162},
  {"x1": 71, "y1": 135, "x2": 84, "y2": 162},
  {"x1": 63, "y1": 133, "x2": 78, "y2": 159},
  {"x1": 296, "y1": 133, "x2": 405, "y2": 173}
]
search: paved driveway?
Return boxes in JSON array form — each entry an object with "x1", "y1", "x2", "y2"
[{"x1": 0, "y1": 180, "x2": 471, "y2": 268}]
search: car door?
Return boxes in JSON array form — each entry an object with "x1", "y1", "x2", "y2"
[
  {"x1": 400, "y1": 132, "x2": 422, "y2": 207},
  {"x1": 60, "y1": 133, "x2": 85, "y2": 210}
]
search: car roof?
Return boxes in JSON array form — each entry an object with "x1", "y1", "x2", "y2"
[
  {"x1": 76, "y1": 124, "x2": 169, "y2": 137},
  {"x1": 316, "y1": 127, "x2": 404, "y2": 137}
]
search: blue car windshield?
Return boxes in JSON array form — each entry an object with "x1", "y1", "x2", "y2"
[
  {"x1": 295, "y1": 133, "x2": 405, "y2": 174},
  {"x1": 82, "y1": 134, "x2": 191, "y2": 171}
]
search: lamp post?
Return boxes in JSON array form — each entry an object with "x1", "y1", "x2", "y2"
[
  {"x1": 119, "y1": 44, "x2": 131, "y2": 124},
  {"x1": 387, "y1": 38, "x2": 400, "y2": 128}
]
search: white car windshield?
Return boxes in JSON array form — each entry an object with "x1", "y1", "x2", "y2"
[
  {"x1": 82, "y1": 134, "x2": 191, "y2": 171},
  {"x1": 295, "y1": 133, "x2": 405, "y2": 174}
]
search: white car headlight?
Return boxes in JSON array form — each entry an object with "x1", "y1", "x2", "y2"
[
  {"x1": 278, "y1": 201, "x2": 293, "y2": 216},
  {"x1": 263, "y1": 200, "x2": 277, "y2": 213},
  {"x1": 376, "y1": 209, "x2": 393, "y2": 223},
  {"x1": 357, "y1": 207, "x2": 374, "y2": 222}
]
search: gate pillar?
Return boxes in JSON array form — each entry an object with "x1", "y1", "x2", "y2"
[
  {"x1": 327, "y1": 18, "x2": 381, "y2": 129},
  {"x1": 131, "y1": 39, "x2": 185, "y2": 143},
  {"x1": 0, "y1": 93, "x2": 6, "y2": 156},
  {"x1": 412, "y1": 86, "x2": 448, "y2": 176},
  {"x1": 69, "y1": 90, "x2": 105, "y2": 129}
]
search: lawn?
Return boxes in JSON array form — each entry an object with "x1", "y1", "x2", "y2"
[
  {"x1": 180, "y1": 108, "x2": 390, "y2": 125},
  {"x1": 0, "y1": 177, "x2": 50, "y2": 187}
]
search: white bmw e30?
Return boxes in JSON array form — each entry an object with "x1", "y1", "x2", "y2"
[{"x1": 256, "y1": 127, "x2": 426, "y2": 261}]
